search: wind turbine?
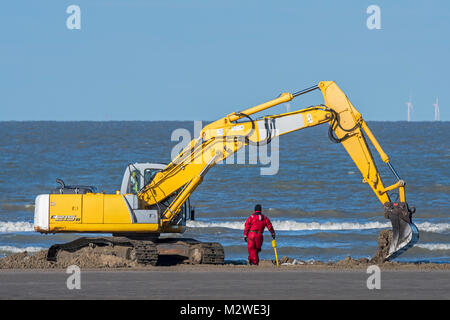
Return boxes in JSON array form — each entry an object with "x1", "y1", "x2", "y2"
[
  {"x1": 406, "y1": 95, "x2": 413, "y2": 122},
  {"x1": 433, "y1": 97, "x2": 440, "y2": 121}
]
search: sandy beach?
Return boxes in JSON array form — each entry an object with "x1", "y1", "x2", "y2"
[
  {"x1": 0, "y1": 265, "x2": 449, "y2": 300},
  {"x1": 1, "y1": 236, "x2": 449, "y2": 299}
]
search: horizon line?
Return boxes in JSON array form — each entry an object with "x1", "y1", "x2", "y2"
[{"x1": 0, "y1": 120, "x2": 448, "y2": 123}]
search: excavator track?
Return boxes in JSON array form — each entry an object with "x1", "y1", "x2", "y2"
[
  {"x1": 47, "y1": 237, "x2": 159, "y2": 265},
  {"x1": 155, "y1": 238, "x2": 224, "y2": 265},
  {"x1": 132, "y1": 240, "x2": 158, "y2": 265},
  {"x1": 46, "y1": 237, "x2": 223, "y2": 266},
  {"x1": 47, "y1": 237, "x2": 128, "y2": 261},
  {"x1": 189, "y1": 242, "x2": 224, "y2": 265}
]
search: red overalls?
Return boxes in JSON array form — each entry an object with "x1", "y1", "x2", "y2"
[{"x1": 244, "y1": 211, "x2": 275, "y2": 265}]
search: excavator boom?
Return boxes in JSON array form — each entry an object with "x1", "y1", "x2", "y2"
[{"x1": 139, "y1": 81, "x2": 418, "y2": 259}]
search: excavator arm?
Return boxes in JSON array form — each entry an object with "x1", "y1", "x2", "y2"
[{"x1": 139, "y1": 81, "x2": 418, "y2": 260}]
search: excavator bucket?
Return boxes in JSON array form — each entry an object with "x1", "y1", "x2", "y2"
[{"x1": 384, "y1": 202, "x2": 419, "y2": 260}]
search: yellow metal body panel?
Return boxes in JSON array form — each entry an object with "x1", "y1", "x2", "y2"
[
  {"x1": 46, "y1": 193, "x2": 161, "y2": 233},
  {"x1": 103, "y1": 194, "x2": 131, "y2": 224},
  {"x1": 49, "y1": 194, "x2": 82, "y2": 225},
  {"x1": 82, "y1": 193, "x2": 104, "y2": 224}
]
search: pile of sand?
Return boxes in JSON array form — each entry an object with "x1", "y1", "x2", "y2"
[
  {"x1": 0, "y1": 246, "x2": 137, "y2": 269},
  {"x1": 370, "y1": 229, "x2": 393, "y2": 264},
  {"x1": 276, "y1": 230, "x2": 391, "y2": 267}
]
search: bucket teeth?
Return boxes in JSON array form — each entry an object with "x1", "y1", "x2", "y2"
[{"x1": 384, "y1": 202, "x2": 419, "y2": 260}]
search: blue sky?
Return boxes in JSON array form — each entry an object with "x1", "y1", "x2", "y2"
[{"x1": 0, "y1": 0, "x2": 448, "y2": 121}]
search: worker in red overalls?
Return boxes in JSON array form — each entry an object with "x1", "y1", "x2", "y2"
[{"x1": 244, "y1": 204, "x2": 276, "y2": 265}]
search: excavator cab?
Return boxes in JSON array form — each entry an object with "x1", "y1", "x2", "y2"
[
  {"x1": 120, "y1": 163, "x2": 166, "y2": 195},
  {"x1": 119, "y1": 163, "x2": 194, "y2": 224}
]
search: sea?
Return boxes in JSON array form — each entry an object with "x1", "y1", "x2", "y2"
[{"x1": 0, "y1": 121, "x2": 448, "y2": 263}]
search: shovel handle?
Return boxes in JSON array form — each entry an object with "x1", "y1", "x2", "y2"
[{"x1": 272, "y1": 240, "x2": 279, "y2": 266}]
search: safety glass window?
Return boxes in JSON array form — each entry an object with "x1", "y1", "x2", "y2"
[
  {"x1": 128, "y1": 170, "x2": 141, "y2": 194},
  {"x1": 144, "y1": 169, "x2": 160, "y2": 186}
]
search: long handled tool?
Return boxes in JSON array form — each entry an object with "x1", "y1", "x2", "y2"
[{"x1": 272, "y1": 240, "x2": 279, "y2": 266}]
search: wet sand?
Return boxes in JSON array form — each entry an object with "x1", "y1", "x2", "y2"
[{"x1": 1, "y1": 252, "x2": 449, "y2": 299}]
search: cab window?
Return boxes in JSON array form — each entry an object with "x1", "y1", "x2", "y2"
[
  {"x1": 127, "y1": 170, "x2": 141, "y2": 194},
  {"x1": 144, "y1": 169, "x2": 160, "y2": 186}
]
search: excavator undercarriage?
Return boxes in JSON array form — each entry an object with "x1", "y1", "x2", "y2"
[{"x1": 47, "y1": 236, "x2": 224, "y2": 266}]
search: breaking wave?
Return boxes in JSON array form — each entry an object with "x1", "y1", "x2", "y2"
[
  {"x1": 415, "y1": 222, "x2": 450, "y2": 233},
  {"x1": 0, "y1": 221, "x2": 34, "y2": 233},
  {"x1": 1, "y1": 220, "x2": 448, "y2": 234},
  {"x1": 187, "y1": 220, "x2": 390, "y2": 231},
  {"x1": 415, "y1": 243, "x2": 450, "y2": 251},
  {"x1": 0, "y1": 246, "x2": 45, "y2": 254},
  {"x1": 187, "y1": 220, "x2": 450, "y2": 233}
]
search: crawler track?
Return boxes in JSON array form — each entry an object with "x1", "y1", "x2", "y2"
[
  {"x1": 189, "y1": 242, "x2": 224, "y2": 265},
  {"x1": 132, "y1": 240, "x2": 158, "y2": 265},
  {"x1": 46, "y1": 237, "x2": 224, "y2": 266}
]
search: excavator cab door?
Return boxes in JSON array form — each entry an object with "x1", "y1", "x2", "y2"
[{"x1": 127, "y1": 169, "x2": 141, "y2": 194}]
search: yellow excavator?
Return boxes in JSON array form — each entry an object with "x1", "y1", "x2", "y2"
[{"x1": 34, "y1": 81, "x2": 419, "y2": 265}]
